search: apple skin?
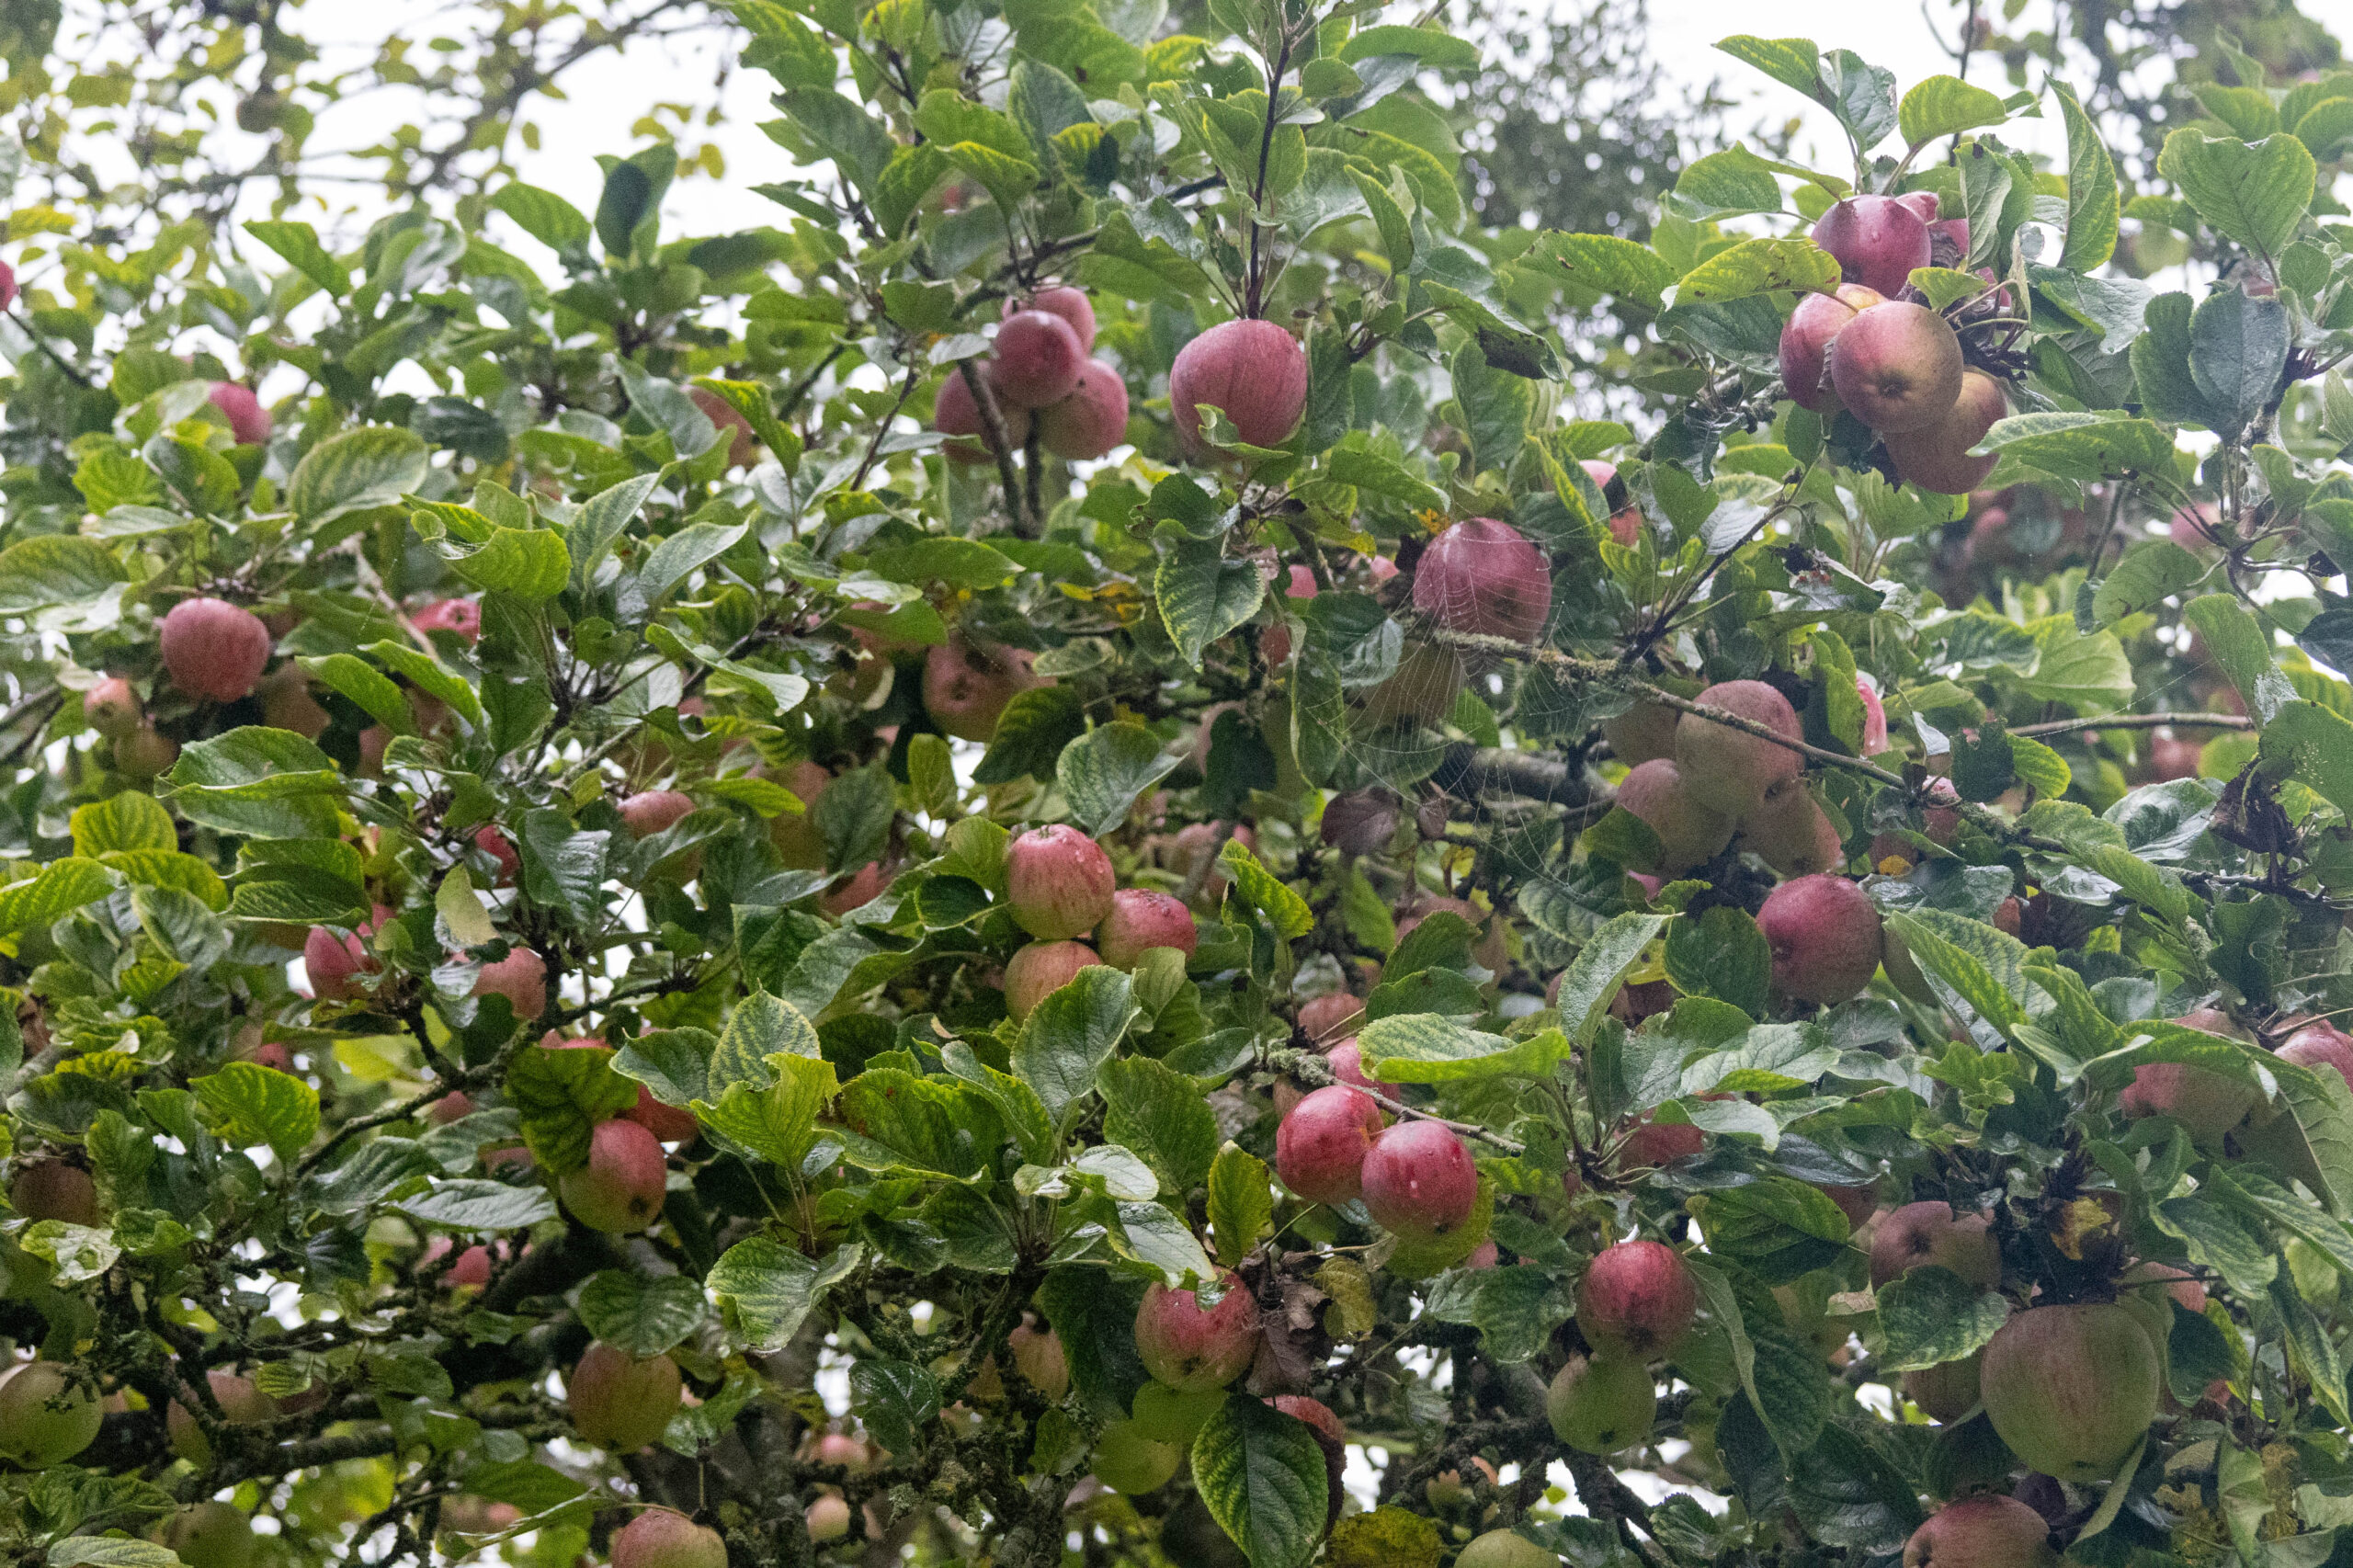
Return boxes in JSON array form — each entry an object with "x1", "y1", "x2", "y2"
[
  {"x1": 1613, "y1": 758, "x2": 1734, "y2": 876},
  {"x1": 1858, "y1": 676, "x2": 1890, "y2": 754},
  {"x1": 1133, "y1": 1271, "x2": 1259, "y2": 1392},
  {"x1": 935, "y1": 366, "x2": 1031, "y2": 460},
  {"x1": 1276, "y1": 1084, "x2": 1387, "y2": 1204},
  {"x1": 1004, "y1": 939, "x2": 1104, "y2": 1020},
  {"x1": 1092, "y1": 1419, "x2": 1182, "y2": 1493},
  {"x1": 157, "y1": 1502, "x2": 257, "y2": 1568},
  {"x1": 159, "y1": 596, "x2": 273, "y2": 703},
  {"x1": 1580, "y1": 459, "x2": 1643, "y2": 546},
  {"x1": 1887, "y1": 369, "x2": 2008, "y2": 494},
  {"x1": 1778, "y1": 282, "x2": 1885, "y2": 414},
  {"x1": 1979, "y1": 1302, "x2": 2160, "y2": 1481},
  {"x1": 1005, "y1": 824, "x2": 1117, "y2": 939},
  {"x1": 1010, "y1": 286, "x2": 1096, "y2": 352},
  {"x1": 620, "y1": 790, "x2": 696, "y2": 838},
  {"x1": 473, "y1": 947, "x2": 549, "y2": 1021},
  {"x1": 1546, "y1": 1353, "x2": 1656, "y2": 1453},
  {"x1": 806, "y1": 1494, "x2": 853, "y2": 1539},
  {"x1": 1037, "y1": 361, "x2": 1130, "y2": 460},
  {"x1": 2118, "y1": 1008, "x2": 2259, "y2": 1143},
  {"x1": 1297, "y1": 993, "x2": 1360, "y2": 1047},
  {"x1": 1617, "y1": 1114, "x2": 1704, "y2": 1169},
  {"x1": 1412, "y1": 517, "x2": 1554, "y2": 644},
  {"x1": 304, "y1": 924, "x2": 376, "y2": 1001},
  {"x1": 1360, "y1": 1119, "x2": 1479, "y2": 1241},
  {"x1": 84, "y1": 676, "x2": 142, "y2": 736},
  {"x1": 1576, "y1": 1238, "x2": 1698, "y2": 1358},
  {"x1": 1602, "y1": 699, "x2": 1680, "y2": 765},
  {"x1": 1168, "y1": 318, "x2": 1308, "y2": 454},
  {"x1": 557, "y1": 1115, "x2": 668, "y2": 1233},
  {"x1": 1903, "y1": 1348, "x2": 1985, "y2": 1423},
  {"x1": 1737, "y1": 782, "x2": 1844, "y2": 877},
  {"x1": 1902, "y1": 1494, "x2": 2057, "y2": 1568},
  {"x1": 922, "y1": 638, "x2": 1044, "y2": 742},
  {"x1": 207, "y1": 381, "x2": 272, "y2": 445},
  {"x1": 1869, "y1": 1201, "x2": 2001, "y2": 1289},
  {"x1": 990, "y1": 308, "x2": 1087, "y2": 408},
  {"x1": 1008, "y1": 1320, "x2": 1070, "y2": 1402},
  {"x1": 1829, "y1": 301, "x2": 1966, "y2": 434},
  {"x1": 2280, "y1": 1021, "x2": 2353, "y2": 1089},
  {"x1": 687, "y1": 385, "x2": 757, "y2": 467},
  {"x1": 0, "y1": 1362, "x2": 101, "y2": 1467},
  {"x1": 1089, "y1": 888, "x2": 1195, "y2": 970},
  {"x1": 117, "y1": 723, "x2": 178, "y2": 778},
  {"x1": 1457, "y1": 1529, "x2": 1558, "y2": 1568},
  {"x1": 11, "y1": 1160, "x2": 100, "y2": 1226},
  {"x1": 1757, "y1": 874, "x2": 1884, "y2": 1005},
  {"x1": 623, "y1": 1081, "x2": 699, "y2": 1144},
  {"x1": 473, "y1": 824, "x2": 521, "y2": 885},
  {"x1": 567, "y1": 1342, "x2": 683, "y2": 1451},
  {"x1": 1674, "y1": 679, "x2": 1804, "y2": 817},
  {"x1": 413, "y1": 597, "x2": 483, "y2": 642},
  {"x1": 1814, "y1": 195, "x2": 1933, "y2": 295},
  {"x1": 613, "y1": 1506, "x2": 729, "y2": 1568}
]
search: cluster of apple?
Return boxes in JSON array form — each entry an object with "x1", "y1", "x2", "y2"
[
  {"x1": 934, "y1": 287, "x2": 1130, "y2": 462},
  {"x1": 995, "y1": 824, "x2": 1201, "y2": 1016},
  {"x1": 1779, "y1": 193, "x2": 2010, "y2": 494},
  {"x1": 1605, "y1": 678, "x2": 1888, "y2": 1002}
]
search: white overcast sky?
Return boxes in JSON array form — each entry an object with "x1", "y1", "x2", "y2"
[{"x1": 286, "y1": 0, "x2": 2073, "y2": 257}]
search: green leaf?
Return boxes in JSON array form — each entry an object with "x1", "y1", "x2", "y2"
[
  {"x1": 2053, "y1": 83, "x2": 2120, "y2": 270},
  {"x1": 191, "y1": 1061, "x2": 320, "y2": 1162},
  {"x1": 506, "y1": 1042, "x2": 640, "y2": 1175},
  {"x1": 393, "y1": 1178, "x2": 558, "y2": 1231},
  {"x1": 1554, "y1": 912, "x2": 1671, "y2": 1044},
  {"x1": 0, "y1": 858, "x2": 114, "y2": 937},
  {"x1": 1897, "y1": 74, "x2": 2008, "y2": 146},
  {"x1": 1059, "y1": 723, "x2": 1182, "y2": 838},
  {"x1": 1013, "y1": 966, "x2": 1139, "y2": 1119},
  {"x1": 1191, "y1": 1394, "x2": 1331, "y2": 1568},
  {"x1": 365, "y1": 639, "x2": 483, "y2": 728},
  {"x1": 1664, "y1": 904, "x2": 1769, "y2": 1017},
  {"x1": 708, "y1": 1235, "x2": 859, "y2": 1351},
  {"x1": 866, "y1": 537, "x2": 1020, "y2": 591},
  {"x1": 1450, "y1": 338, "x2": 1535, "y2": 475},
  {"x1": 1208, "y1": 1142, "x2": 1273, "y2": 1267},
  {"x1": 289, "y1": 426, "x2": 431, "y2": 523},
  {"x1": 1358, "y1": 1013, "x2": 1569, "y2": 1082},
  {"x1": 1713, "y1": 36, "x2": 1824, "y2": 105},
  {"x1": 451, "y1": 526, "x2": 571, "y2": 600},
  {"x1": 0, "y1": 535, "x2": 127, "y2": 611},
  {"x1": 1882, "y1": 909, "x2": 2026, "y2": 1031},
  {"x1": 1975, "y1": 412, "x2": 2176, "y2": 481},
  {"x1": 1422, "y1": 1264, "x2": 1574, "y2": 1363},
  {"x1": 1218, "y1": 837, "x2": 1313, "y2": 940},
  {"x1": 2156, "y1": 129, "x2": 2317, "y2": 258},
  {"x1": 576, "y1": 1270, "x2": 708, "y2": 1357},
  {"x1": 2090, "y1": 540, "x2": 2207, "y2": 627},
  {"x1": 2185, "y1": 594, "x2": 2296, "y2": 722},
  {"x1": 2188, "y1": 290, "x2": 2290, "y2": 431},
  {"x1": 491, "y1": 182, "x2": 594, "y2": 258},
  {"x1": 1666, "y1": 237, "x2": 1838, "y2": 306},
  {"x1": 1157, "y1": 537, "x2": 1267, "y2": 669},
  {"x1": 709, "y1": 986, "x2": 824, "y2": 1095},
  {"x1": 1531, "y1": 233, "x2": 1674, "y2": 312},
  {"x1": 300, "y1": 653, "x2": 416, "y2": 735},
  {"x1": 1097, "y1": 1055, "x2": 1218, "y2": 1199},
  {"x1": 1874, "y1": 1266, "x2": 2009, "y2": 1370},
  {"x1": 246, "y1": 219, "x2": 351, "y2": 297},
  {"x1": 69, "y1": 792, "x2": 175, "y2": 856}
]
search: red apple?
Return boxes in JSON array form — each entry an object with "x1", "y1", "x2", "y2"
[
  {"x1": 84, "y1": 676, "x2": 141, "y2": 737},
  {"x1": 1133, "y1": 1271, "x2": 1259, "y2": 1392},
  {"x1": 1168, "y1": 318, "x2": 1308, "y2": 454},
  {"x1": 1009, "y1": 286, "x2": 1096, "y2": 352},
  {"x1": 558, "y1": 1116, "x2": 667, "y2": 1233},
  {"x1": 613, "y1": 1506, "x2": 728, "y2": 1568},
  {"x1": 1276, "y1": 1084, "x2": 1386, "y2": 1204},
  {"x1": 159, "y1": 597, "x2": 271, "y2": 703},
  {"x1": 1576, "y1": 1238, "x2": 1697, "y2": 1358},
  {"x1": 990, "y1": 309, "x2": 1086, "y2": 408},
  {"x1": 207, "y1": 381, "x2": 272, "y2": 446},
  {"x1": 1412, "y1": 517, "x2": 1553, "y2": 644},
  {"x1": 1004, "y1": 939, "x2": 1103, "y2": 1019},
  {"x1": 1036, "y1": 361, "x2": 1130, "y2": 460},
  {"x1": 1829, "y1": 301, "x2": 1965, "y2": 434},
  {"x1": 1868, "y1": 1201, "x2": 2000, "y2": 1289},
  {"x1": 1005, "y1": 824, "x2": 1116, "y2": 939},
  {"x1": 935, "y1": 366, "x2": 1031, "y2": 461},
  {"x1": 11, "y1": 1160, "x2": 99, "y2": 1226},
  {"x1": 1360, "y1": 1119, "x2": 1478, "y2": 1241},
  {"x1": 567, "y1": 1342, "x2": 682, "y2": 1451},
  {"x1": 1813, "y1": 195, "x2": 1932, "y2": 296},
  {"x1": 1886, "y1": 369, "x2": 2007, "y2": 494},
  {"x1": 1094, "y1": 888, "x2": 1198, "y2": 969},
  {"x1": 922, "y1": 638, "x2": 1043, "y2": 742},
  {"x1": 1757, "y1": 874, "x2": 1884, "y2": 1005},
  {"x1": 1674, "y1": 680, "x2": 1803, "y2": 817},
  {"x1": 1903, "y1": 1494, "x2": 2055, "y2": 1568}
]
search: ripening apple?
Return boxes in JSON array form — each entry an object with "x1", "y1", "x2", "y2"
[
  {"x1": 567, "y1": 1342, "x2": 683, "y2": 1451},
  {"x1": 1903, "y1": 1348, "x2": 1984, "y2": 1424},
  {"x1": 1575, "y1": 1238, "x2": 1697, "y2": 1358},
  {"x1": 805, "y1": 1494, "x2": 852, "y2": 1540},
  {"x1": 1546, "y1": 1354, "x2": 1655, "y2": 1454},
  {"x1": 1813, "y1": 194, "x2": 1933, "y2": 295},
  {"x1": 1008, "y1": 1319, "x2": 1069, "y2": 1402},
  {"x1": 472, "y1": 947, "x2": 548, "y2": 1020},
  {"x1": 1902, "y1": 1494, "x2": 2057, "y2": 1568},
  {"x1": 1601, "y1": 699, "x2": 1680, "y2": 765},
  {"x1": 1005, "y1": 824, "x2": 1116, "y2": 939},
  {"x1": 1868, "y1": 1200, "x2": 2001, "y2": 1289},
  {"x1": 1134, "y1": 1273, "x2": 1260, "y2": 1392},
  {"x1": 1777, "y1": 282, "x2": 1885, "y2": 414},
  {"x1": 620, "y1": 790, "x2": 696, "y2": 838},
  {"x1": 157, "y1": 1502, "x2": 257, "y2": 1568},
  {"x1": 1168, "y1": 318, "x2": 1308, "y2": 454},
  {"x1": 1757, "y1": 874, "x2": 1884, "y2": 1005},
  {"x1": 11, "y1": 1160, "x2": 100, "y2": 1226},
  {"x1": 990, "y1": 308, "x2": 1087, "y2": 408},
  {"x1": 2279, "y1": 1021, "x2": 2353, "y2": 1089},
  {"x1": 1580, "y1": 459, "x2": 1643, "y2": 546},
  {"x1": 1858, "y1": 676, "x2": 1890, "y2": 754},
  {"x1": 1412, "y1": 517, "x2": 1554, "y2": 644},
  {"x1": 412, "y1": 596, "x2": 483, "y2": 643},
  {"x1": 687, "y1": 385, "x2": 757, "y2": 468},
  {"x1": 159, "y1": 596, "x2": 272, "y2": 703},
  {"x1": 1458, "y1": 1529, "x2": 1559, "y2": 1568},
  {"x1": 83, "y1": 676, "x2": 142, "y2": 737},
  {"x1": 1736, "y1": 782, "x2": 1844, "y2": 877},
  {"x1": 0, "y1": 1361, "x2": 101, "y2": 1467},
  {"x1": 1828, "y1": 301, "x2": 1966, "y2": 434},
  {"x1": 1276, "y1": 1084, "x2": 1386, "y2": 1204},
  {"x1": 1036, "y1": 361, "x2": 1130, "y2": 460},
  {"x1": 1360, "y1": 1119, "x2": 1478, "y2": 1241},
  {"x1": 1616, "y1": 1113, "x2": 1704, "y2": 1169},
  {"x1": 207, "y1": 381, "x2": 272, "y2": 446},
  {"x1": 2118, "y1": 1008, "x2": 2259, "y2": 1143},
  {"x1": 116, "y1": 723, "x2": 178, "y2": 778},
  {"x1": 473, "y1": 824, "x2": 521, "y2": 885},
  {"x1": 1978, "y1": 1303, "x2": 2159, "y2": 1481},
  {"x1": 1613, "y1": 759, "x2": 1734, "y2": 876},
  {"x1": 303, "y1": 924, "x2": 376, "y2": 1002},
  {"x1": 1886, "y1": 369, "x2": 2007, "y2": 494},
  {"x1": 613, "y1": 1506, "x2": 729, "y2": 1568},
  {"x1": 1091, "y1": 1419, "x2": 1182, "y2": 1493},
  {"x1": 559, "y1": 1115, "x2": 667, "y2": 1233},
  {"x1": 922, "y1": 638, "x2": 1043, "y2": 742},
  {"x1": 1004, "y1": 939, "x2": 1104, "y2": 1020},
  {"x1": 935, "y1": 365, "x2": 1031, "y2": 460},
  {"x1": 1674, "y1": 679, "x2": 1803, "y2": 817},
  {"x1": 1010, "y1": 286, "x2": 1097, "y2": 352},
  {"x1": 1297, "y1": 991, "x2": 1360, "y2": 1045}
]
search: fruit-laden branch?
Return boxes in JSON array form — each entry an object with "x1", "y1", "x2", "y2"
[
  {"x1": 1437, "y1": 743, "x2": 1596, "y2": 805},
  {"x1": 1274, "y1": 1046, "x2": 1528, "y2": 1153}
]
